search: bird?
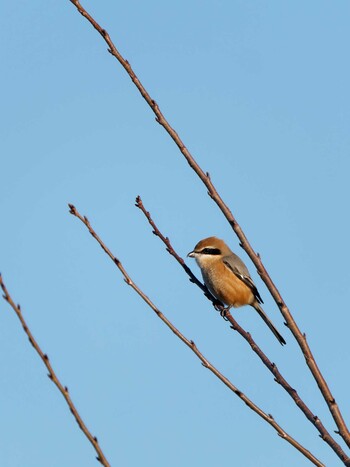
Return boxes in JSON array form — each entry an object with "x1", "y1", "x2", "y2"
[{"x1": 187, "y1": 236, "x2": 286, "y2": 345}]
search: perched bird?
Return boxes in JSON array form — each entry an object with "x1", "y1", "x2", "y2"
[{"x1": 188, "y1": 237, "x2": 286, "y2": 345}]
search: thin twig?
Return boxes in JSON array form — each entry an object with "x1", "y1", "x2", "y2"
[
  {"x1": 135, "y1": 195, "x2": 350, "y2": 466},
  {"x1": 68, "y1": 203, "x2": 325, "y2": 467},
  {"x1": 68, "y1": 0, "x2": 350, "y2": 448},
  {"x1": 0, "y1": 275, "x2": 111, "y2": 467}
]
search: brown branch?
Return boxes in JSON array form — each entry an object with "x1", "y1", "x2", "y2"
[
  {"x1": 135, "y1": 195, "x2": 350, "y2": 466},
  {"x1": 68, "y1": 0, "x2": 350, "y2": 448},
  {"x1": 0, "y1": 275, "x2": 111, "y2": 467},
  {"x1": 68, "y1": 203, "x2": 326, "y2": 467}
]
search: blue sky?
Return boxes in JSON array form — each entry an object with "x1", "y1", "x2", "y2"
[{"x1": 1, "y1": 1, "x2": 350, "y2": 466}]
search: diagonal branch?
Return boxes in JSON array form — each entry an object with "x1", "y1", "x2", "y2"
[
  {"x1": 135, "y1": 195, "x2": 350, "y2": 466},
  {"x1": 0, "y1": 275, "x2": 110, "y2": 467},
  {"x1": 68, "y1": 203, "x2": 325, "y2": 467},
  {"x1": 68, "y1": 0, "x2": 350, "y2": 448}
]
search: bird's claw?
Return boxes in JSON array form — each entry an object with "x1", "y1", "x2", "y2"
[{"x1": 220, "y1": 307, "x2": 230, "y2": 321}]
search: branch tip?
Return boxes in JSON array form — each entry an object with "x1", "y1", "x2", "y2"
[{"x1": 68, "y1": 204, "x2": 78, "y2": 217}]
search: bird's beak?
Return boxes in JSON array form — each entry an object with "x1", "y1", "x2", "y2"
[{"x1": 187, "y1": 251, "x2": 195, "y2": 258}]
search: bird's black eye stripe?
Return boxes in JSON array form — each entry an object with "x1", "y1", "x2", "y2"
[{"x1": 200, "y1": 247, "x2": 221, "y2": 255}]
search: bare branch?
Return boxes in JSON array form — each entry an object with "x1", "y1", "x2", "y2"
[
  {"x1": 68, "y1": 203, "x2": 325, "y2": 467},
  {"x1": 135, "y1": 196, "x2": 350, "y2": 466},
  {"x1": 134, "y1": 196, "x2": 223, "y2": 309},
  {"x1": 0, "y1": 275, "x2": 111, "y2": 467},
  {"x1": 68, "y1": 0, "x2": 350, "y2": 447}
]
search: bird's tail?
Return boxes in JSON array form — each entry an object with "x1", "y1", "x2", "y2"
[{"x1": 253, "y1": 303, "x2": 286, "y2": 346}]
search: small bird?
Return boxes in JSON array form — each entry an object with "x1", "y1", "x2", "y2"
[{"x1": 188, "y1": 237, "x2": 286, "y2": 345}]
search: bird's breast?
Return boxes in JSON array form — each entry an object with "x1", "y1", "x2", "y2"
[{"x1": 201, "y1": 263, "x2": 254, "y2": 308}]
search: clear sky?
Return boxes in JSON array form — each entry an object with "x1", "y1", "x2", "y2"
[{"x1": 1, "y1": 1, "x2": 350, "y2": 466}]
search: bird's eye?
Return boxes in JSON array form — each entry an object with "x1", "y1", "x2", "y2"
[{"x1": 200, "y1": 248, "x2": 221, "y2": 255}]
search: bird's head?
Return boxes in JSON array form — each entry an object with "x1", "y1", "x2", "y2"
[{"x1": 187, "y1": 237, "x2": 231, "y2": 268}]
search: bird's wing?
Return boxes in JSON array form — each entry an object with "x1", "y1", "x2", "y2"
[{"x1": 223, "y1": 254, "x2": 264, "y2": 304}]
